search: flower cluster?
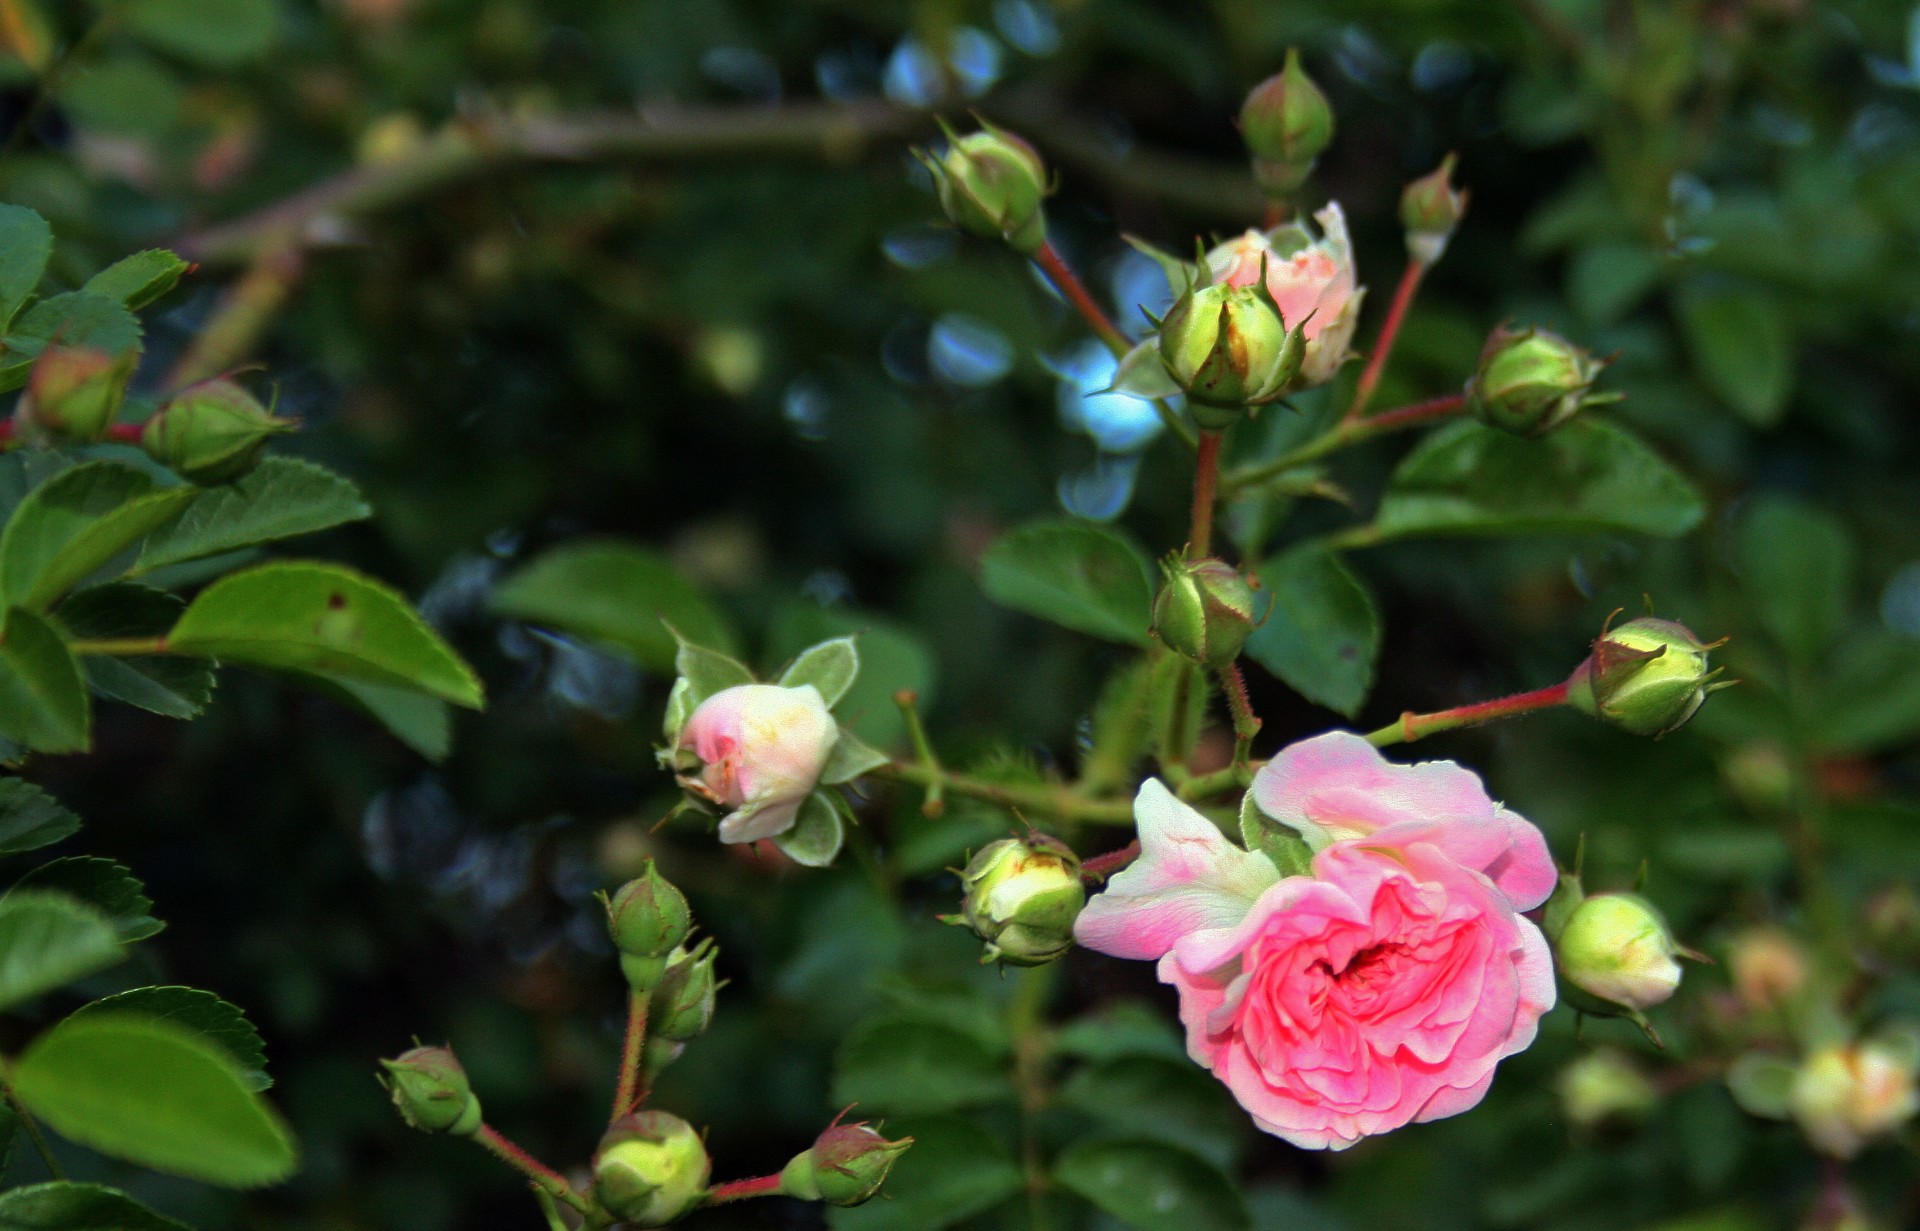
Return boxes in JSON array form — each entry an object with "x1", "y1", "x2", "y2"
[{"x1": 1075, "y1": 732, "x2": 1556, "y2": 1150}]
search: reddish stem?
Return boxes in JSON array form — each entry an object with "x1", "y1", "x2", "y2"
[
  {"x1": 0, "y1": 420, "x2": 146, "y2": 450},
  {"x1": 1216, "y1": 661, "x2": 1262, "y2": 761},
  {"x1": 1033, "y1": 241, "x2": 1131, "y2": 356},
  {"x1": 1366, "y1": 681, "x2": 1571, "y2": 748},
  {"x1": 472, "y1": 1125, "x2": 590, "y2": 1214},
  {"x1": 1080, "y1": 841, "x2": 1141, "y2": 883},
  {"x1": 611, "y1": 990, "x2": 649, "y2": 1122},
  {"x1": 1345, "y1": 258, "x2": 1428, "y2": 423},
  {"x1": 1354, "y1": 392, "x2": 1466, "y2": 438},
  {"x1": 1188, "y1": 429, "x2": 1223, "y2": 559},
  {"x1": 704, "y1": 1173, "x2": 786, "y2": 1205}
]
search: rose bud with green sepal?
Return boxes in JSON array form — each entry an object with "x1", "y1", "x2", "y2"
[
  {"x1": 19, "y1": 345, "x2": 135, "y2": 442},
  {"x1": 1568, "y1": 616, "x2": 1729, "y2": 737},
  {"x1": 1239, "y1": 48, "x2": 1333, "y2": 196},
  {"x1": 604, "y1": 859, "x2": 693, "y2": 993},
  {"x1": 677, "y1": 683, "x2": 838, "y2": 845},
  {"x1": 592, "y1": 1111, "x2": 711, "y2": 1226},
  {"x1": 1466, "y1": 325, "x2": 1619, "y2": 437},
  {"x1": 1200, "y1": 205, "x2": 1362, "y2": 391},
  {"x1": 918, "y1": 121, "x2": 1048, "y2": 255},
  {"x1": 1400, "y1": 154, "x2": 1469, "y2": 266},
  {"x1": 948, "y1": 835, "x2": 1085, "y2": 966},
  {"x1": 379, "y1": 1044, "x2": 481, "y2": 1135},
  {"x1": 778, "y1": 1121, "x2": 914, "y2": 1207},
  {"x1": 1155, "y1": 279, "x2": 1302, "y2": 423},
  {"x1": 141, "y1": 377, "x2": 295, "y2": 483},
  {"x1": 649, "y1": 938, "x2": 720, "y2": 1043},
  {"x1": 1153, "y1": 556, "x2": 1256, "y2": 667},
  {"x1": 1556, "y1": 892, "x2": 1702, "y2": 1016}
]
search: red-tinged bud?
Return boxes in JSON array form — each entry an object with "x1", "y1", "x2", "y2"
[
  {"x1": 1153, "y1": 556, "x2": 1256, "y2": 667},
  {"x1": 379, "y1": 1044, "x2": 481, "y2": 1135},
  {"x1": 1466, "y1": 325, "x2": 1617, "y2": 437},
  {"x1": 778, "y1": 1121, "x2": 913, "y2": 1207},
  {"x1": 140, "y1": 378, "x2": 295, "y2": 484},
  {"x1": 1568, "y1": 616, "x2": 1728, "y2": 737},
  {"x1": 1400, "y1": 154, "x2": 1468, "y2": 265},
  {"x1": 605, "y1": 860, "x2": 693, "y2": 992},
  {"x1": 947, "y1": 835, "x2": 1084, "y2": 967},
  {"x1": 1791, "y1": 1038, "x2": 1920, "y2": 1158},
  {"x1": 1239, "y1": 49, "x2": 1333, "y2": 197},
  {"x1": 19, "y1": 346, "x2": 135, "y2": 442},
  {"x1": 917, "y1": 122, "x2": 1049, "y2": 254}
]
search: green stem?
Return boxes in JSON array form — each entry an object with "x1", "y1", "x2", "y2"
[
  {"x1": 471, "y1": 1124, "x2": 594, "y2": 1217},
  {"x1": 894, "y1": 690, "x2": 946, "y2": 817},
  {"x1": 4, "y1": 1086, "x2": 65, "y2": 1179},
  {"x1": 1215, "y1": 661, "x2": 1261, "y2": 767},
  {"x1": 1177, "y1": 762, "x2": 1254, "y2": 801},
  {"x1": 611, "y1": 990, "x2": 648, "y2": 1123},
  {"x1": 872, "y1": 761, "x2": 1134, "y2": 826},
  {"x1": 67, "y1": 638, "x2": 170, "y2": 657},
  {"x1": 533, "y1": 1187, "x2": 569, "y2": 1231},
  {"x1": 1007, "y1": 964, "x2": 1058, "y2": 1231},
  {"x1": 1364, "y1": 681, "x2": 1572, "y2": 747},
  {"x1": 1221, "y1": 392, "x2": 1466, "y2": 497}
]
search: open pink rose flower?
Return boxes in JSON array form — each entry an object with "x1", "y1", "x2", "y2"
[
  {"x1": 1075, "y1": 735, "x2": 1556, "y2": 1150},
  {"x1": 677, "y1": 683, "x2": 837, "y2": 844},
  {"x1": 1202, "y1": 204, "x2": 1363, "y2": 389}
]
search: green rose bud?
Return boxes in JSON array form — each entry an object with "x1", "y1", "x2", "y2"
[
  {"x1": 1156, "y1": 280, "x2": 1302, "y2": 423},
  {"x1": 1555, "y1": 892, "x2": 1690, "y2": 1014},
  {"x1": 1239, "y1": 48, "x2": 1334, "y2": 197},
  {"x1": 918, "y1": 122, "x2": 1048, "y2": 255},
  {"x1": 605, "y1": 860, "x2": 693, "y2": 992},
  {"x1": 593, "y1": 1111, "x2": 711, "y2": 1226},
  {"x1": 777, "y1": 1121, "x2": 913, "y2": 1207},
  {"x1": 1153, "y1": 556, "x2": 1256, "y2": 667},
  {"x1": 140, "y1": 378, "x2": 295, "y2": 484},
  {"x1": 649, "y1": 938, "x2": 720, "y2": 1042},
  {"x1": 379, "y1": 1044, "x2": 481, "y2": 1136},
  {"x1": 1568, "y1": 616, "x2": 1727, "y2": 737},
  {"x1": 1466, "y1": 325, "x2": 1617, "y2": 437},
  {"x1": 1400, "y1": 154, "x2": 1468, "y2": 265},
  {"x1": 1558, "y1": 1048, "x2": 1658, "y2": 1128},
  {"x1": 950, "y1": 835, "x2": 1085, "y2": 966},
  {"x1": 19, "y1": 346, "x2": 135, "y2": 443}
]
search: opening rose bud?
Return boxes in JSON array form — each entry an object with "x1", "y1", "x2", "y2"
[
  {"x1": 1400, "y1": 154, "x2": 1469, "y2": 266},
  {"x1": 1790, "y1": 1040, "x2": 1920, "y2": 1158},
  {"x1": 1466, "y1": 325, "x2": 1618, "y2": 437},
  {"x1": 1153, "y1": 556, "x2": 1255, "y2": 667},
  {"x1": 778, "y1": 1122, "x2": 913, "y2": 1207},
  {"x1": 677, "y1": 683, "x2": 838, "y2": 844},
  {"x1": 20, "y1": 345, "x2": 135, "y2": 443},
  {"x1": 1200, "y1": 206, "x2": 1361, "y2": 391},
  {"x1": 594, "y1": 1112, "x2": 711, "y2": 1225},
  {"x1": 1156, "y1": 281, "x2": 1301, "y2": 421},
  {"x1": 1554, "y1": 892, "x2": 1689, "y2": 1013},
  {"x1": 951, "y1": 835, "x2": 1085, "y2": 966},
  {"x1": 379, "y1": 1044, "x2": 481, "y2": 1136},
  {"x1": 1568, "y1": 616, "x2": 1728, "y2": 737},
  {"x1": 1239, "y1": 48, "x2": 1334, "y2": 196},
  {"x1": 141, "y1": 377, "x2": 296, "y2": 484},
  {"x1": 919, "y1": 122, "x2": 1049, "y2": 255}
]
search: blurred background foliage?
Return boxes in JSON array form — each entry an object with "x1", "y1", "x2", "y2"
[{"x1": 4, "y1": 0, "x2": 1920, "y2": 1228}]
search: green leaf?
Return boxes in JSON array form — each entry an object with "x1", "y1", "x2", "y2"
[
  {"x1": 134, "y1": 459, "x2": 371, "y2": 574},
  {"x1": 980, "y1": 519, "x2": 1155, "y2": 645},
  {"x1": 0, "y1": 1182, "x2": 194, "y2": 1231},
  {"x1": 1676, "y1": 283, "x2": 1793, "y2": 426},
  {"x1": 1370, "y1": 420, "x2": 1704, "y2": 541},
  {"x1": 1735, "y1": 495, "x2": 1851, "y2": 665},
  {"x1": 0, "y1": 890, "x2": 123, "y2": 1012},
  {"x1": 119, "y1": 0, "x2": 276, "y2": 65},
  {"x1": 672, "y1": 633, "x2": 755, "y2": 705},
  {"x1": 1813, "y1": 630, "x2": 1920, "y2": 754},
  {"x1": 827, "y1": 1115, "x2": 1022, "y2": 1231},
  {"x1": 58, "y1": 584, "x2": 213, "y2": 719},
  {"x1": 10, "y1": 1013, "x2": 297, "y2": 1187},
  {"x1": 819, "y1": 726, "x2": 890, "y2": 785},
  {"x1": 1725, "y1": 1052, "x2": 1796, "y2": 1121},
  {"x1": 0, "y1": 777, "x2": 80, "y2": 854},
  {"x1": 167, "y1": 561, "x2": 483, "y2": 708},
  {"x1": 82, "y1": 250, "x2": 190, "y2": 310},
  {"x1": 832, "y1": 1017, "x2": 1014, "y2": 1115},
  {"x1": 767, "y1": 605, "x2": 933, "y2": 748},
  {"x1": 1054, "y1": 1139, "x2": 1251, "y2": 1231},
  {"x1": 73, "y1": 986, "x2": 270, "y2": 1092},
  {"x1": 0, "y1": 1097, "x2": 15, "y2": 1175},
  {"x1": 778, "y1": 635, "x2": 859, "y2": 708},
  {"x1": 773, "y1": 790, "x2": 848, "y2": 867},
  {"x1": 1238, "y1": 791, "x2": 1310, "y2": 878},
  {"x1": 0, "y1": 203, "x2": 52, "y2": 330},
  {"x1": 0, "y1": 462, "x2": 196, "y2": 611},
  {"x1": 1149, "y1": 652, "x2": 1207, "y2": 767},
  {"x1": 1058, "y1": 1056, "x2": 1248, "y2": 1169},
  {"x1": 491, "y1": 540, "x2": 735, "y2": 672},
  {"x1": 1, "y1": 293, "x2": 141, "y2": 392},
  {"x1": 1245, "y1": 544, "x2": 1379, "y2": 717},
  {"x1": 308, "y1": 675, "x2": 451, "y2": 762},
  {"x1": 10, "y1": 857, "x2": 162, "y2": 941},
  {"x1": 0, "y1": 608, "x2": 91, "y2": 753}
]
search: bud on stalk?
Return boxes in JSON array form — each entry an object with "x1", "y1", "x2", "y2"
[
  {"x1": 19, "y1": 346, "x2": 135, "y2": 442},
  {"x1": 1155, "y1": 279, "x2": 1302, "y2": 424},
  {"x1": 141, "y1": 378, "x2": 295, "y2": 483},
  {"x1": 593, "y1": 1111, "x2": 711, "y2": 1225},
  {"x1": 778, "y1": 1121, "x2": 913, "y2": 1207},
  {"x1": 1239, "y1": 49, "x2": 1333, "y2": 196},
  {"x1": 1466, "y1": 325, "x2": 1617, "y2": 437},
  {"x1": 1400, "y1": 154, "x2": 1468, "y2": 265},
  {"x1": 1555, "y1": 892, "x2": 1695, "y2": 1014},
  {"x1": 649, "y1": 938, "x2": 720, "y2": 1042},
  {"x1": 917, "y1": 122, "x2": 1049, "y2": 254},
  {"x1": 1153, "y1": 557, "x2": 1255, "y2": 667},
  {"x1": 1568, "y1": 616, "x2": 1727, "y2": 737},
  {"x1": 605, "y1": 860, "x2": 693, "y2": 993},
  {"x1": 948, "y1": 835, "x2": 1085, "y2": 966},
  {"x1": 379, "y1": 1044, "x2": 481, "y2": 1135}
]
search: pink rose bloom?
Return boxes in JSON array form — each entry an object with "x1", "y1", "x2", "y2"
[
  {"x1": 1202, "y1": 204, "x2": 1363, "y2": 388},
  {"x1": 678, "y1": 683, "x2": 837, "y2": 844}
]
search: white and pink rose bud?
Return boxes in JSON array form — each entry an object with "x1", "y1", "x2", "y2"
[
  {"x1": 1201, "y1": 204, "x2": 1362, "y2": 390},
  {"x1": 1790, "y1": 1038, "x2": 1920, "y2": 1158},
  {"x1": 677, "y1": 683, "x2": 838, "y2": 844}
]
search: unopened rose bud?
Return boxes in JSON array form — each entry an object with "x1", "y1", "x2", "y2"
[
  {"x1": 605, "y1": 860, "x2": 693, "y2": 992},
  {"x1": 1156, "y1": 281, "x2": 1301, "y2": 422},
  {"x1": 1466, "y1": 325, "x2": 1617, "y2": 437},
  {"x1": 1790, "y1": 1040, "x2": 1920, "y2": 1158},
  {"x1": 677, "y1": 683, "x2": 838, "y2": 845},
  {"x1": 1558, "y1": 1048, "x2": 1658, "y2": 1128},
  {"x1": 593, "y1": 1111, "x2": 711, "y2": 1226},
  {"x1": 1199, "y1": 205, "x2": 1361, "y2": 391},
  {"x1": 649, "y1": 938, "x2": 720, "y2": 1042},
  {"x1": 1568, "y1": 616, "x2": 1727, "y2": 737},
  {"x1": 1729, "y1": 926, "x2": 1807, "y2": 1011},
  {"x1": 777, "y1": 1121, "x2": 913, "y2": 1207},
  {"x1": 379, "y1": 1044, "x2": 481, "y2": 1135},
  {"x1": 140, "y1": 378, "x2": 295, "y2": 484},
  {"x1": 917, "y1": 122, "x2": 1048, "y2": 254},
  {"x1": 1153, "y1": 557, "x2": 1255, "y2": 667},
  {"x1": 1555, "y1": 892, "x2": 1690, "y2": 1013},
  {"x1": 19, "y1": 346, "x2": 135, "y2": 443},
  {"x1": 1239, "y1": 49, "x2": 1334, "y2": 196},
  {"x1": 1400, "y1": 154, "x2": 1468, "y2": 265},
  {"x1": 950, "y1": 835, "x2": 1085, "y2": 966}
]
